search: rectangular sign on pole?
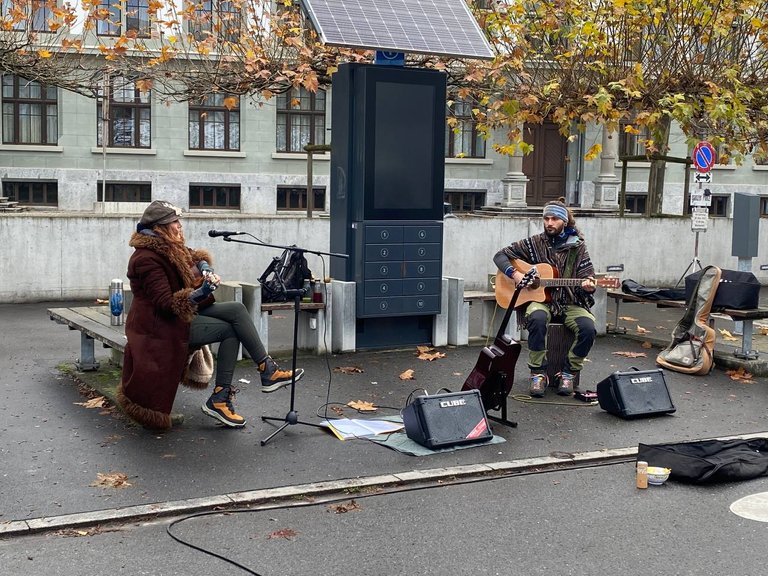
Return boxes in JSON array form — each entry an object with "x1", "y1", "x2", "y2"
[{"x1": 691, "y1": 207, "x2": 709, "y2": 231}]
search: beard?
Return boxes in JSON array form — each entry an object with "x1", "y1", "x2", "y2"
[{"x1": 544, "y1": 221, "x2": 565, "y2": 237}]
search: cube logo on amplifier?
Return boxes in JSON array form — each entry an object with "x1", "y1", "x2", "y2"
[{"x1": 401, "y1": 389, "x2": 492, "y2": 449}]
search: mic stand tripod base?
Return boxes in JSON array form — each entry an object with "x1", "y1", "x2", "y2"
[{"x1": 259, "y1": 289, "x2": 324, "y2": 446}]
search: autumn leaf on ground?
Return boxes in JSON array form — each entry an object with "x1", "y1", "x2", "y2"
[
  {"x1": 399, "y1": 369, "x2": 415, "y2": 380},
  {"x1": 641, "y1": 341, "x2": 653, "y2": 349},
  {"x1": 619, "y1": 316, "x2": 639, "y2": 321},
  {"x1": 719, "y1": 329, "x2": 739, "y2": 342},
  {"x1": 330, "y1": 405, "x2": 345, "y2": 416},
  {"x1": 328, "y1": 499, "x2": 362, "y2": 514},
  {"x1": 334, "y1": 366, "x2": 364, "y2": 375},
  {"x1": 635, "y1": 325, "x2": 650, "y2": 334},
  {"x1": 268, "y1": 528, "x2": 298, "y2": 540},
  {"x1": 612, "y1": 351, "x2": 647, "y2": 358},
  {"x1": 95, "y1": 298, "x2": 108, "y2": 305},
  {"x1": 726, "y1": 367, "x2": 755, "y2": 383},
  {"x1": 755, "y1": 323, "x2": 768, "y2": 336},
  {"x1": 90, "y1": 472, "x2": 132, "y2": 489},
  {"x1": 75, "y1": 396, "x2": 106, "y2": 409},
  {"x1": 416, "y1": 346, "x2": 446, "y2": 361},
  {"x1": 347, "y1": 400, "x2": 377, "y2": 412}
]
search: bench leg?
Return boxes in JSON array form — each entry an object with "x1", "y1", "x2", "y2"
[
  {"x1": 735, "y1": 319, "x2": 759, "y2": 360},
  {"x1": 76, "y1": 333, "x2": 100, "y2": 371}
]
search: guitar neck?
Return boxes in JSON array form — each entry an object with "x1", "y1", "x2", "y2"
[{"x1": 540, "y1": 278, "x2": 585, "y2": 288}]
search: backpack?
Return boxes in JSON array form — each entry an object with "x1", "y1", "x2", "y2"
[
  {"x1": 258, "y1": 248, "x2": 312, "y2": 303},
  {"x1": 656, "y1": 265, "x2": 721, "y2": 375}
]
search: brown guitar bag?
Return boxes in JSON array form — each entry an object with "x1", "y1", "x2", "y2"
[{"x1": 656, "y1": 265, "x2": 721, "y2": 375}]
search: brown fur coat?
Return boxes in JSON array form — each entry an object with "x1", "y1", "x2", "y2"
[{"x1": 117, "y1": 232, "x2": 213, "y2": 429}]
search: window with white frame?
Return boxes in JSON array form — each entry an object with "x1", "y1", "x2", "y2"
[
  {"x1": 276, "y1": 87, "x2": 326, "y2": 153},
  {"x1": 2, "y1": 75, "x2": 58, "y2": 145}
]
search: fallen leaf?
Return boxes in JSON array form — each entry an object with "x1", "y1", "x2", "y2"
[
  {"x1": 755, "y1": 323, "x2": 768, "y2": 336},
  {"x1": 334, "y1": 366, "x2": 364, "y2": 374},
  {"x1": 726, "y1": 367, "x2": 755, "y2": 383},
  {"x1": 347, "y1": 400, "x2": 377, "y2": 412},
  {"x1": 612, "y1": 351, "x2": 647, "y2": 358},
  {"x1": 619, "y1": 316, "x2": 639, "y2": 321},
  {"x1": 328, "y1": 499, "x2": 362, "y2": 514},
  {"x1": 418, "y1": 351, "x2": 446, "y2": 361},
  {"x1": 641, "y1": 341, "x2": 653, "y2": 349},
  {"x1": 635, "y1": 325, "x2": 650, "y2": 334},
  {"x1": 90, "y1": 472, "x2": 132, "y2": 489},
  {"x1": 399, "y1": 369, "x2": 415, "y2": 380},
  {"x1": 719, "y1": 329, "x2": 739, "y2": 342},
  {"x1": 268, "y1": 528, "x2": 298, "y2": 540},
  {"x1": 452, "y1": 372, "x2": 462, "y2": 376},
  {"x1": 415, "y1": 346, "x2": 446, "y2": 361},
  {"x1": 330, "y1": 406, "x2": 344, "y2": 416},
  {"x1": 95, "y1": 299, "x2": 108, "y2": 304},
  {"x1": 75, "y1": 396, "x2": 106, "y2": 409}
]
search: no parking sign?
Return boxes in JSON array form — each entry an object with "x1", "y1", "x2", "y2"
[{"x1": 692, "y1": 141, "x2": 716, "y2": 173}]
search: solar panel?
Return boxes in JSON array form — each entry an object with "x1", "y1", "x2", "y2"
[{"x1": 300, "y1": 0, "x2": 494, "y2": 60}]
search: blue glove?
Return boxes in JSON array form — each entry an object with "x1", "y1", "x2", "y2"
[
  {"x1": 504, "y1": 266, "x2": 515, "y2": 279},
  {"x1": 190, "y1": 280, "x2": 214, "y2": 303},
  {"x1": 197, "y1": 260, "x2": 213, "y2": 275}
]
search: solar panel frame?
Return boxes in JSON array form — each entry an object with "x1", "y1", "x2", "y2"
[{"x1": 300, "y1": 0, "x2": 495, "y2": 60}]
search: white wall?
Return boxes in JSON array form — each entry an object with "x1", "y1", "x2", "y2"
[{"x1": 0, "y1": 213, "x2": 765, "y2": 302}]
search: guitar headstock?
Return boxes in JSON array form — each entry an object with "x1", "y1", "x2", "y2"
[
  {"x1": 518, "y1": 267, "x2": 537, "y2": 290},
  {"x1": 597, "y1": 276, "x2": 621, "y2": 289}
]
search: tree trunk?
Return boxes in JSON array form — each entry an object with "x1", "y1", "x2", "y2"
[{"x1": 646, "y1": 115, "x2": 672, "y2": 216}]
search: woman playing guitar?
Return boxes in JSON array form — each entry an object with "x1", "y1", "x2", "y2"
[{"x1": 492, "y1": 198, "x2": 597, "y2": 398}]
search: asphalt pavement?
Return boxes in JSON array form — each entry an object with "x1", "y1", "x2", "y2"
[{"x1": 2, "y1": 294, "x2": 768, "y2": 575}]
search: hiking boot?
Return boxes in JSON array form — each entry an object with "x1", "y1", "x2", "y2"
[
  {"x1": 557, "y1": 371, "x2": 575, "y2": 396},
  {"x1": 201, "y1": 386, "x2": 246, "y2": 428},
  {"x1": 259, "y1": 356, "x2": 304, "y2": 393},
  {"x1": 529, "y1": 373, "x2": 548, "y2": 398}
]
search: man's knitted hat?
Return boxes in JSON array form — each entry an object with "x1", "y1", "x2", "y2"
[{"x1": 139, "y1": 200, "x2": 182, "y2": 228}]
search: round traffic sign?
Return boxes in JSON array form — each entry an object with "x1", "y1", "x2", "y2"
[{"x1": 692, "y1": 141, "x2": 716, "y2": 173}]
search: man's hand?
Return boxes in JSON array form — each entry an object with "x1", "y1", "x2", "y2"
[{"x1": 581, "y1": 277, "x2": 596, "y2": 293}]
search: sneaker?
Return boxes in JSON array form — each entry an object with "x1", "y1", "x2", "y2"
[
  {"x1": 259, "y1": 356, "x2": 304, "y2": 393},
  {"x1": 201, "y1": 386, "x2": 246, "y2": 428},
  {"x1": 557, "y1": 371, "x2": 575, "y2": 396},
  {"x1": 529, "y1": 373, "x2": 548, "y2": 398}
]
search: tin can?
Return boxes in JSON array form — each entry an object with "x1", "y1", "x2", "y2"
[{"x1": 109, "y1": 278, "x2": 124, "y2": 326}]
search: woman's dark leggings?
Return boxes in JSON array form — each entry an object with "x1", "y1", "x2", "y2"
[{"x1": 188, "y1": 301, "x2": 267, "y2": 387}]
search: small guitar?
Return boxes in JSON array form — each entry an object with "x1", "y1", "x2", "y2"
[
  {"x1": 495, "y1": 259, "x2": 620, "y2": 310},
  {"x1": 461, "y1": 268, "x2": 536, "y2": 420}
]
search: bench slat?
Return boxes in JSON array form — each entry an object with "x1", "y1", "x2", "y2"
[{"x1": 49, "y1": 307, "x2": 126, "y2": 351}]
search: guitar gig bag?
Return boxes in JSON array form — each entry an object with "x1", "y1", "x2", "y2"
[{"x1": 656, "y1": 266, "x2": 721, "y2": 375}]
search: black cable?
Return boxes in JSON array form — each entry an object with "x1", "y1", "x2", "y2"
[{"x1": 166, "y1": 456, "x2": 634, "y2": 574}]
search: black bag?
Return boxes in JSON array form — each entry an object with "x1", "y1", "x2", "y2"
[
  {"x1": 638, "y1": 438, "x2": 768, "y2": 484},
  {"x1": 258, "y1": 248, "x2": 312, "y2": 303},
  {"x1": 621, "y1": 279, "x2": 685, "y2": 301},
  {"x1": 684, "y1": 268, "x2": 760, "y2": 310}
]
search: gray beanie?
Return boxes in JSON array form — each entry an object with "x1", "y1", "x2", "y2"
[{"x1": 139, "y1": 200, "x2": 182, "y2": 228}]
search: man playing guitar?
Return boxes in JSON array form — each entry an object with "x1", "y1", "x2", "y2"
[{"x1": 493, "y1": 198, "x2": 597, "y2": 398}]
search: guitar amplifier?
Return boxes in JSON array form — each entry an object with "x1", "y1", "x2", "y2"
[
  {"x1": 596, "y1": 368, "x2": 676, "y2": 419},
  {"x1": 401, "y1": 390, "x2": 492, "y2": 449}
]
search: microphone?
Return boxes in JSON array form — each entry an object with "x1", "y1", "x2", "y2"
[{"x1": 208, "y1": 230, "x2": 246, "y2": 238}]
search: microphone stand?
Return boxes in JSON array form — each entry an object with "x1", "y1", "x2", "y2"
[{"x1": 215, "y1": 235, "x2": 348, "y2": 446}]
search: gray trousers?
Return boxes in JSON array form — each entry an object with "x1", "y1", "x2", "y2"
[{"x1": 188, "y1": 301, "x2": 267, "y2": 388}]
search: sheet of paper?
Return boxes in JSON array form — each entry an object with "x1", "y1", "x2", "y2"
[{"x1": 321, "y1": 418, "x2": 404, "y2": 440}]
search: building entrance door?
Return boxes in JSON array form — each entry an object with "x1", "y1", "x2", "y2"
[{"x1": 522, "y1": 121, "x2": 568, "y2": 206}]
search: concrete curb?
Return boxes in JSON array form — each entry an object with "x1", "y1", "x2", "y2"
[{"x1": 5, "y1": 431, "x2": 767, "y2": 539}]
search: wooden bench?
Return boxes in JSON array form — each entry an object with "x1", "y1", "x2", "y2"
[
  {"x1": 607, "y1": 289, "x2": 768, "y2": 359},
  {"x1": 48, "y1": 281, "x2": 330, "y2": 371}
]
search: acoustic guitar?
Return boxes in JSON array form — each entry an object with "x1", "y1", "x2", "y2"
[
  {"x1": 495, "y1": 259, "x2": 620, "y2": 310},
  {"x1": 461, "y1": 268, "x2": 536, "y2": 423}
]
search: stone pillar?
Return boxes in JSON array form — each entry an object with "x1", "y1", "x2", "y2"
[
  {"x1": 592, "y1": 126, "x2": 621, "y2": 210},
  {"x1": 501, "y1": 131, "x2": 529, "y2": 208}
]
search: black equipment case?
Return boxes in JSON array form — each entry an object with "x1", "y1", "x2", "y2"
[
  {"x1": 596, "y1": 368, "x2": 676, "y2": 419},
  {"x1": 401, "y1": 390, "x2": 492, "y2": 449}
]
